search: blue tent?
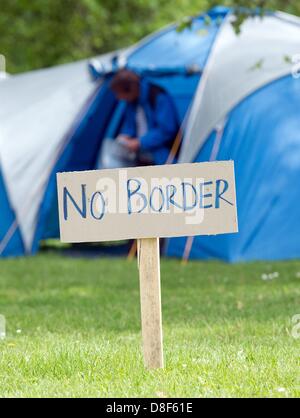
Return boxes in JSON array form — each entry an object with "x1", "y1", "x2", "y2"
[{"x1": 0, "y1": 6, "x2": 300, "y2": 261}]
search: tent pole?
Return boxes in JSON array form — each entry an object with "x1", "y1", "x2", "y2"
[{"x1": 182, "y1": 236, "x2": 194, "y2": 265}]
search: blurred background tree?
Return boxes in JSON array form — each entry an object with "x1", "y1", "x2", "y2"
[{"x1": 0, "y1": 0, "x2": 299, "y2": 74}]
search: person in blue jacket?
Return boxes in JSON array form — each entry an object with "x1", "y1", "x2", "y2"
[{"x1": 110, "y1": 69, "x2": 179, "y2": 165}]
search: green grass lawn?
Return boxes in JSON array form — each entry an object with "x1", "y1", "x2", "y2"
[{"x1": 0, "y1": 253, "x2": 299, "y2": 398}]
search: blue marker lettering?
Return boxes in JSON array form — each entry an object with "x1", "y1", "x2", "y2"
[
  {"x1": 215, "y1": 179, "x2": 233, "y2": 208},
  {"x1": 166, "y1": 184, "x2": 183, "y2": 210},
  {"x1": 150, "y1": 186, "x2": 165, "y2": 212},
  {"x1": 127, "y1": 179, "x2": 147, "y2": 214},
  {"x1": 90, "y1": 191, "x2": 105, "y2": 220},
  {"x1": 199, "y1": 181, "x2": 213, "y2": 209},
  {"x1": 63, "y1": 184, "x2": 87, "y2": 220},
  {"x1": 181, "y1": 182, "x2": 197, "y2": 211}
]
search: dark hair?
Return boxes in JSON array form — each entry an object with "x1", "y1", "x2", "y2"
[{"x1": 110, "y1": 69, "x2": 140, "y2": 94}]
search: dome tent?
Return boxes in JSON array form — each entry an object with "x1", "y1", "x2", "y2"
[
  {"x1": 167, "y1": 9, "x2": 300, "y2": 261},
  {"x1": 0, "y1": 7, "x2": 300, "y2": 261}
]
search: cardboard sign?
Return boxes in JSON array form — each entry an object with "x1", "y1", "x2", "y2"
[
  {"x1": 57, "y1": 161, "x2": 238, "y2": 243},
  {"x1": 57, "y1": 161, "x2": 238, "y2": 369}
]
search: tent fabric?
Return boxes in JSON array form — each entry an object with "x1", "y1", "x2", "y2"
[
  {"x1": 167, "y1": 75, "x2": 300, "y2": 261},
  {"x1": 0, "y1": 52, "x2": 117, "y2": 252},
  {"x1": 32, "y1": 80, "x2": 116, "y2": 252},
  {"x1": 1, "y1": 6, "x2": 300, "y2": 262},
  {"x1": 0, "y1": 167, "x2": 24, "y2": 256},
  {"x1": 180, "y1": 12, "x2": 300, "y2": 163},
  {"x1": 127, "y1": 9, "x2": 225, "y2": 71}
]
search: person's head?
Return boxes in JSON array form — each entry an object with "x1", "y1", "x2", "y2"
[{"x1": 110, "y1": 69, "x2": 140, "y2": 102}]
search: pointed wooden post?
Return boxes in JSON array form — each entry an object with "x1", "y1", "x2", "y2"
[{"x1": 137, "y1": 238, "x2": 164, "y2": 369}]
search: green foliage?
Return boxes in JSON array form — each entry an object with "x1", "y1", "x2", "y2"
[
  {"x1": 0, "y1": 0, "x2": 206, "y2": 73},
  {"x1": 0, "y1": 254, "x2": 299, "y2": 397},
  {"x1": 0, "y1": 0, "x2": 299, "y2": 74}
]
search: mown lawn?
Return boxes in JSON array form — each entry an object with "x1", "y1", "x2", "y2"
[{"x1": 0, "y1": 253, "x2": 299, "y2": 398}]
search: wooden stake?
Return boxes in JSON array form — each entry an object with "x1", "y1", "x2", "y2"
[{"x1": 137, "y1": 238, "x2": 164, "y2": 369}]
